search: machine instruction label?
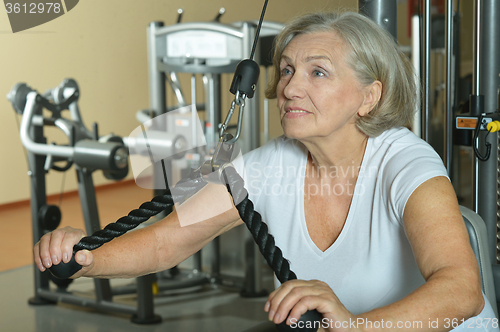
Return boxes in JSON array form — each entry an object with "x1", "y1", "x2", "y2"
[{"x1": 167, "y1": 31, "x2": 228, "y2": 59}]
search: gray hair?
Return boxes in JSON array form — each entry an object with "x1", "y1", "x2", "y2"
[{"x1": 265, "y1": 11, "x2": 418, "y2": 137}]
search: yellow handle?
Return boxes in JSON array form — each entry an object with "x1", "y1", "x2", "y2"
[{"x1": 486, "y1": 121, "x2": 500, "y2": 132}]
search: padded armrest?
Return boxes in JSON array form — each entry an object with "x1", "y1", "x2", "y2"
[{"x1": 461, "y1": 205, "x2": 498, "y2": 315}]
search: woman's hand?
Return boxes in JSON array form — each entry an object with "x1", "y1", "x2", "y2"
[
  {"x1": 33, "y1": 226, "x2": 93, "y2": 278},
  {"x1": 265, "y1": 279, "x2": 361, "y2": 332}
]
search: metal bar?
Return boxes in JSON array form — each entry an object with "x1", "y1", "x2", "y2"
[
  {"x1": 36, "y1": 290, "x2": 137, "y2": 315},
  {"x1": 264, "y1": 68, "x2": 269, "y2": 143},
  {"x1": 241, "y1": 22, "x2": 260, "y2": 153},
  {"x1": 154, "y1": 22, "x2": 245, "y2": 39},
  {"x1": 478, "y1": 0, "x2": 500, "y2": 267},
  {"x1": 472, "y1": 0, "x2": 481, "y2": 96},
  {"x1": 20, "y1": 92, "x2": 74, "y2": 158},
  {"x1": 193, "y1": 250, "x2": 202, "y2": 272},
  {"x1": 203, "y1": 74, "x2": 221, "y2": 145},
  {"x1": 211, "y1": 237, "x2": 221, "y2": 277},
  {"x1": 472, "y1": 0, "x2": 482, "y2": 213},
  {"x1": 422, "y1": 0, "x2": 431, "y2": 142},
  {"x1": 148, "y1": 22, "x2": 169, "y2": 198},
  {"x1": 168, "y1": 72, "x2": 187, "y2": 107},
  {"x1": 411, "y1": 15, "x2": 421, "y2": 137},
  {"x1": 444, "y1": 0, "x2": 454, "y2": 176},
  {"x1": 358, "y1": 0, "x2": 398, "y2": 39},
  {"x1": 28, "y1": 111, "x2": 53, "y2": 305},
  {"x1": 191, "y1": 74, "x2": 197, "y2": 151},
  {"x1": 133, "y1": 274, "x2": 161, "y2": 324},
  {"x1": 148, "y1": 22, "x2": 166, "y2": 119}
]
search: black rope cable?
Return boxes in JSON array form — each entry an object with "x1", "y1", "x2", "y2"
[
  {"x1": 221, "y1": 166, "x2": 296, "y2": 283},
  {"x1": 221, "y1": 165, "x2": 320, "y2": 332},
  {"x1": 70, "y1": 169, "x2": 208, "y2": 252},
  {"x1": 61, "y1": 165, "x2": 296, "y2": 283}
]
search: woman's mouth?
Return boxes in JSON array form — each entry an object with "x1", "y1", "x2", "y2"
[{"x1": 284, "y1": 108, "x2": 311, "y2": 118}]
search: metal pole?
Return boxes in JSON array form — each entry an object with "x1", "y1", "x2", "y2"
[
  {"x1": 422, "y1": 0, "x2": 431, "y2": 142},
  {"x1": 358, "y1": 0, "x2": 398, "y2": 39},
  {"x1": 264, "y1": 68, "x2": 269, "y2": 143},
  {"x1": 240, "y1": 21, "x2": 264, "y2": 296},
  {"x1": 472, "y1": 0, "x2": 481, "y2": 97},
  {"x1": 147, "y1": 22, "x2": 166, "y2": 119},
  {"x1": 191, "y1": 74, "x2": 197, "y2": 151},
  {"x1": 411, "y1": 14, "x2": 421, "y2": 137},
  {"x1": 148, "y1": 22, "x2": 170, "y2": 196},
  {"x1": 444, "y1": 0, "x2": 454, "y2": 176},
  {"x1": 27, "y1": 118, "x2": 53, "y2": 305},
  {"x1": 241, "y1": 22, "x2": 260, "y2": 153},
  {"x1": 478, "y1": 0, "x2": 500, "y2": 265},
  {"x1": 471, "y1": 0, "x2": 481, "y2": 214},
  {"x1": 203, "y1": 74, "x2": 221, "y2": 145}
]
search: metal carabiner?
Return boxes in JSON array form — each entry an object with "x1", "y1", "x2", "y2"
[{"x1": 218, "y1": 89, "x2": 246, "y2": 143}]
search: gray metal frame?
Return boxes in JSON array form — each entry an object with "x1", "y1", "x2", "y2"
[
  {"x1": 145, "y1": 18, "x2": 283, "y2": 297},
  {"x1": 362, "y1": 0, "x2": 500, "y2": 313},
  {"x1": 13, "y1": 81, "x2": 160, "y2": 323}
]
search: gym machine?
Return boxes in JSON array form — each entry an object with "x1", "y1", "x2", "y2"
[
  {"x1": 7, "y1": 78, "x2": 163, "y2": 323},
  {"x1": 142, "y1": 7, "x2": 282, "y2": 298},
  {"x1": 9, "y1": 5, "x2": 284, "y2": 327},
  {"x1": 35, "y1": 1, "x2": 326, "y2": 330},
  {"x1": 362, "y1": 0, "x2": 500, "y2": 314},
  {"x1": 8, "y1": 77, "x2": 266, "y2": 324},
  {"x1": 418, "y1": 0, "x2": 500, "y2": 314}
]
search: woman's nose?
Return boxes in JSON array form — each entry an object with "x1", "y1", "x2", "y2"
[{"x1": 283, "y1": 73, "x2": 306, "y2": 99}]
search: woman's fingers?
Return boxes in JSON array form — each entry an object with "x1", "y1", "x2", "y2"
[
  {"x1": 266, "y1": 280, "x2": 337, "y2": 325},
  {"x1": 266, "y1": 280, "x2": 317, "y2": 323},
  {"x1": 34, "y1": 226, "x2": 86, "y2": 271},
  {"x1": 75, "y1": 249, "x2": 94, "y2": 267},
  {"x1": 33, "y1": 240, "x2": 45, "y2": 272}
]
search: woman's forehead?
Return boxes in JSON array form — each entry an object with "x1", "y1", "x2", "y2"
[{"x1": 281, "y1": 31, "x2": 349, "y2": 62}]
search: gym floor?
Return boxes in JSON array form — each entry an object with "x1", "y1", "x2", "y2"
[{"x1": 0, "y1": 181, "x2": 277, "y2": 332}]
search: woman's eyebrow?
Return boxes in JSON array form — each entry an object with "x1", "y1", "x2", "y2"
[
  {"x1": 280, "y1": 55, "x2": 291, "y2": 63},
  {"x1": 305, "y1": 55, "x2": 332, "y2": 64},
  {"x1": 280, "y1": 54, "x2": 332, "y2": 64}
]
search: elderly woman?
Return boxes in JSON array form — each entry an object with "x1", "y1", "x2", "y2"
[{"x1": 34, "y1": 11, "x2": 497, "y2": 331}]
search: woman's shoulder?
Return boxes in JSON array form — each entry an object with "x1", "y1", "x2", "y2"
[
  {"x1": 369, "y1": 126, "x2": 447, "y2": 182},
  {"x1": 371, "y1": 127, "x2": 440, "y2": 159},
  {"x1": 373, "y1": 127, "x2": 427, "y2": 147}
]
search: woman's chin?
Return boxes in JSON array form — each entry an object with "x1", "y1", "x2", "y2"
[
  {"x1": 282, "y1": 124, "x2": 306, "y2": 139},
  {"x1": 283, "y1": 130, "x2": 307, "y2": 141}
]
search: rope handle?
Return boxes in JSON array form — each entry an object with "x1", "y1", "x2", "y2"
[{"x1": 49, "y1": 171, "x2": 207, "y2": 279}]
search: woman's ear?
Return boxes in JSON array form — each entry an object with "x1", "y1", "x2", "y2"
[{"x1": 358, "y1": 80, "x2": 382, "y2": 117}]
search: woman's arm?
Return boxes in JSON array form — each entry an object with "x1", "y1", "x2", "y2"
[
  {"x1": 355, "y1": 175, "x2": 484, "y2": 330},
  {"x1": 34, "y1": 182, "x2": 243, "y2": 279},
  {"x1": 265, "y1": 176, "x2": 485, "y2": 331}
]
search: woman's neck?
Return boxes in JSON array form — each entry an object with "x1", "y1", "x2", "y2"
[{"x1": 301, "y1": 130, "x2": 368, "y2": 182}]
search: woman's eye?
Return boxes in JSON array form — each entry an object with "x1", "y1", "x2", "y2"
[
  {"x1": 281, "y1": 68, "x2": 292, "y2": 76},
  {"x1": 313, "y1": 70, "x2": 326, "y2": 77}
]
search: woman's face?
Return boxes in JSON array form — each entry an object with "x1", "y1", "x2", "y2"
[{"x1": 277, "y1": 31, "x2": 370, "y2": 143}]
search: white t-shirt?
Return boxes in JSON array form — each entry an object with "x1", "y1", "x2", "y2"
[{"x1": 239, "y1": 127, "x2": 497, "y2": 330}]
